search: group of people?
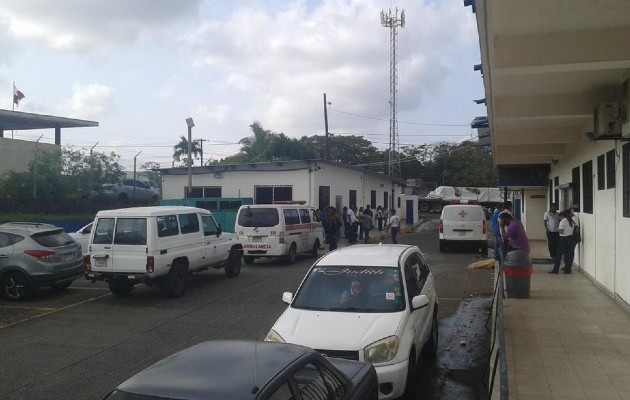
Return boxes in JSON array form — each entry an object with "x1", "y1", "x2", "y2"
[
  {"x1": 491, "y1": 200, "x2": 580, "y2": 274},
  {"x1": 544, "y1": 203, "x2": 580, "y2": 274},
  {"x1": 319, "y1": 205, "x2": 402, "y2": 250}
]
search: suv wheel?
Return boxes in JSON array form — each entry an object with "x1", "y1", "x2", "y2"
[
  {"x1": 164, "y1": 263, "x2": 187, "y2": 298},
  {"x1": 1, "y1": 271, "x2": 30, "y2": 301},
  {"x1": 422, "y1": 309, "x2": 439, "y2": 364},
  {"x1": 402, "y1": 351, "x2": 417, "y2": 399},
  {"x1": 108, "y1": 280, "x2": 134, "y2": 296},
  {"x1": 225, "y1": 247, "x2": 242, "y2": 278},
  {"x1": 311, "y1": 240, "x2": 319, "y2": 258}
]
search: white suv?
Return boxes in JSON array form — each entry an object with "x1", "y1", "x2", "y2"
[
  {"x1": 266, "y1": 244, "x2": 438, "y2": 399},
  {"x1": 84, "y1": 206, "x2": 242, "y2": 298}
]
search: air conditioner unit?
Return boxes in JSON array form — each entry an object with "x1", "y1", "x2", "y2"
[{"x1": 593, "y1": 102, "x2": 622, "y2": 137}]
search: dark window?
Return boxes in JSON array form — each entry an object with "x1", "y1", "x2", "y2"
[
  {"x1": 319, "y1": 186, "x2": 330, "y2": 210},
  {"x1": 299, "y1": 209, "x2": 311, "y2": 223},
  {"x1": 93, "y1": 218, "x2": 115, "y2": 244},
  {"x1": 274, "y1": 186, "x2": 293, "y2": 202},
  {"x1": 554, "y1": 176, "x2": 559, "y2": 205},
  {"x1": 383, "y1": 192, "x2": 389, "y2": 210},
  {"x1": 548, "y1": 179, "x2": 553, "y2": 208},
  {"x1": 582, "y1": 161, "x2": 593, "y2": 214},
  {"x1": 349, "y1": 190, "x2": 357, "y2": 207},
  {"x1": 31, "y1": 230, "x2": 74, "y2": 247},
  {"x1": 597, "y1": 154, "x2": 605, "y2": 190},
  {"x1": 178, "y1": 213, "x2": 200, "y2": 234},
  {"x1": 204, "y1": 187, "x2": 222, "y2": 198},
  {"x1": 623, "y1": 143, "x2": 630, "y2": 217},
  {"x1": 370, "y1": 190, "x2": 376, "y2": 208},
  {"x1": 607, "y1": 149, "x2": 616, "y2": 189},
  {"x1": 157, "y1": 215, "x2": 179, "y2": 237},
  {"x1": 572, "y1": 167, "x2": 580, "y2": 211},
  {"x1": 255, "y1": 185, "x2": 293, "y2": 204},
  {"x1": 237, "y1": 207, "x2": 279, "y2": 227},
  {"x1": 283, "y1": 209, "x2": 301, "y2": 225},
  {"x1": 404, "y1": 261, "x2": 420, "y2": 304},
  {"x1": 114, "y1": 218, "x2": 147, "y2": 245},
  {"x1": 187, "y1": 187, "x2": 203, "y2": 198},
  {"x1": 0, "y1": 233, "x2": 12, "y2": 247}
]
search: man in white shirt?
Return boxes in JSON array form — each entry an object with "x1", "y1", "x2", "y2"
[
  {"x1": 543, "y1": 203, "x2": 560, "y2": 258},
  {"x1": 347, "y1": 205, "x2": 358, "y2": 244},
  {"x1": 387, "y1": 209, "x2": 401, "y2": 244}
]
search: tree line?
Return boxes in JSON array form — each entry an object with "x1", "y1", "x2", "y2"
[{"x1": 0, "y1": 121, "x2": 496, "y2": 213}]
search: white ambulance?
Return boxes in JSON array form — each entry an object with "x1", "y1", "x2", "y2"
[{"x1": 235, "y1": 202, "x2": 325, "y2": 265}]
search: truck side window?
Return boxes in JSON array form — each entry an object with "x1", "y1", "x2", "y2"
[
  {"x1": 179, "y1": 213, "x2": 200, "y2": 234},
  {"x1": 157, "y1": 215, "x2": 179, "y2": 237},
  {"x1": 93, "y1": 218, "x2": 115, "y2": 244},
  {"x1": 202, "y1": 215, "x2": 219, "y2": 236}
]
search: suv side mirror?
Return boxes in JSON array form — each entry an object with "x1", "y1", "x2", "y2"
[
  {"x1": 216, "y1": 224, "x2": 222, "y2": 237},
  {"x1": 411, "y1": 294, "x2": 429, "y2": 310}
]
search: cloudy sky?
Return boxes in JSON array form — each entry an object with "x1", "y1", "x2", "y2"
[{"x1": 0, "y1": 0, "x2": 484, "y2": 170}]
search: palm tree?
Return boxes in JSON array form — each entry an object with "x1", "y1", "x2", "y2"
[
  {"x1": 173, "y1": 136, "x2": 202, "y2": 166},
  {"x1": 238, "y1": 122, "x2": 273, "y2": 162}
]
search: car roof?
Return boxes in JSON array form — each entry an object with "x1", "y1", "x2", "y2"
[
  {"x1": 0, "y1": 222, "x2": 62, "y2": 234},
  {"x1": 315, "y1": 244, "x2": 416, "y2": 268},
  {"x1": 116, "y1": 340, "x2": 312, "y2": 399},
  {"x1": 442, "y1": 204, "x2": 483, "y2": 209},
  {"x1": 95, "y1": 206, "x2": 211, "y2": 218}
]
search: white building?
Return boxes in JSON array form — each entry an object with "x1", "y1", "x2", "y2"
[
  {"x1": 467, "y1": 0, "x2": 630, "y2": 304},
  {"x1": 160, "y1": 160, "x2": 402, "y2": 212}
]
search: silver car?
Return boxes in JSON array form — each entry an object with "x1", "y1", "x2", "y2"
[{"x1": 0, "y1": 222, "x2": 83, "y2": 301}]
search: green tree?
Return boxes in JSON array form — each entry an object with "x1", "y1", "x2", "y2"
[
  {"x1": 237, "y1": 122, "x2": 273, "y2": 162},
  {"x1": 173, "y1": 136, "x2": 202, "y2": 166}
]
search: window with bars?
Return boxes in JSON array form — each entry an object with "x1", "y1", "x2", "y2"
[
  {"x1": 582, "y1": 161, "x2": 593, "y2": 214},
  {"x1": 597, "y1": 154, "x2": 605, "y2": 190},
  {"x1": 606, "y1": 149, "x2": 616, "y2": 189},
  {"x1": 254, "y1": 185, "x2": 293, "y2": 204}
]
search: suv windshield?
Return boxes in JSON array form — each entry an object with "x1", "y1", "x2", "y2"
[
  {"x1": 292, "y1": 266, "x2": 405, "y2": 313},
  {"x1": 237, "y1": 207, "x2": 279, "y2": 228}
]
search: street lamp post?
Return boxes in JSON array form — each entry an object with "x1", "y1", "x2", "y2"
[{"x1": 185, "y1": 118, "x2": 195, "y2": 198}]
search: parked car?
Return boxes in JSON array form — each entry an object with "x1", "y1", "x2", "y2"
[
  {"x1": 102, "y1": 340, "x2": 378, "y2": 400},
  {"x1": 439, "y1": 204, "x2": 488, "y2": 253},
  {"x1": 69, "y1": 222, "x2": 93, "y2": 256},
  {"x1": 106, "y1": 179, "x2": 160, "y2": 203},
  {"x1": 0, "y1": 222, "x2": 83, "y2": 301},
  {"x1": 266, "y1": 244, "x2": 439, "y2": 400},
  {"x1": 84, "y1": 206, "x2": 242, "y2": 298}
]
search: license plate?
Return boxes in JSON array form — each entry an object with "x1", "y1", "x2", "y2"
[
  {"x1": 253, "y1": 236, "x2": 262, "y2": 242},
  {"x1": 458, "y1": 231, "x2": 467, "y2": 236},
  {"x1": 64, "y1": 254, "x2": 75, "y2": 261},
  {"x1": 95, "y1": 259, "x2": 107, "y2": 268}
]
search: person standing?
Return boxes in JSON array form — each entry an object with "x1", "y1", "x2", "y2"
[
  {"x1": 499, "y1": 212, "x2": 530, "y2": 255},
  {"x1": 342, "y1": 206, "x2": 350, "y2": 240},
  {"x1": 491, "y1": 204, "x2": 504, "y2": 261},
  {"x1": 543, "y1": 203, "x2": 560, "y2": 258},
  {"x1": 376, "y1": 206, "x2": 384, "y2": 231},
  {"x1": 550, "y1": 209, "x2": 578, "y2": 274},
  {"x1": 387, "y1": 209, "x2": 401, "y2": 244},
  {"x1": 361, "y1": 205, "x2": 374, "y2": 244},
  {"x1": 347, "y1": 205, "x2": 358, "y2": 244}
]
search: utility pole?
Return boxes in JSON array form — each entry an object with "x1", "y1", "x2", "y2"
[
  {"x1": 133, "y1": 150, "x2": 142, "y2": 201},
  {"x1": 198, "y1": 138, "x2": 208, "y2": 166},
  {"x1": 381, "y1": 7, "x2": 405, "y2": 209},
  {"x1": 323, "y1": 93, "x2": 330, "y2": 160},
  {"x1": 89, "y1": 142, "x2": 99, "y2": 199}
]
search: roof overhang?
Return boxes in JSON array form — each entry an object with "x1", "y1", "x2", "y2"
[{"x1": 0, "y1": 109, "x2": 98, "y2": 131}]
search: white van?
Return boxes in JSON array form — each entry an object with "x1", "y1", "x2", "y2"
[
  {"x1": 84, "y1": 206, "x2": 243, "y2": 297},
  {"x1": 439, "y1": 204, "x2": 487, "y2": 253},
  {"x1": 235, "y1": 203, "x2": 325, "y2": 264}
]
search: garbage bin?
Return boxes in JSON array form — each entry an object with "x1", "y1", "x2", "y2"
[{"x1": 503, "y1": 250, "x2": 532, "y2": 299}]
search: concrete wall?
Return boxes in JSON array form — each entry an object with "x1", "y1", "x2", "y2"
[{"x1": 0, "y1": 138, "x2": 59, "y2": 175}]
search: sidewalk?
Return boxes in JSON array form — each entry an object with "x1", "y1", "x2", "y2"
[{"x1": 504, "y1": 240, "x2": 630, "y2": 399}]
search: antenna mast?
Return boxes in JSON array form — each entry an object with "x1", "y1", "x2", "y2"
[{"x1": 381, "y1": 7, "x2": 404, "y2": 208}]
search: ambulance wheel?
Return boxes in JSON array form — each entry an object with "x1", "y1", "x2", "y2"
[
  {"x1": 311, "y1": 240, "x2": 320, "y2": 258},
  {"x1": 285, "y1": 244, "x2": 297, "y2": 264},
  {"x1": 243, "y1": 256, "x2": 255, "y2": 265}
]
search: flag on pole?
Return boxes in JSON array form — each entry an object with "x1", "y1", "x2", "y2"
[{"x1": 13, "y1": 85, "x2": 25, "y2": 106}]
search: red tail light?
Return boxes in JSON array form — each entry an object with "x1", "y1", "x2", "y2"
[
  {"x1": 439, "y1": 220, "x2": 443, "y2": 234},
  {"x1": 482, "y1": 220, "x2": 487, "y2": 235},
  {"x1": 146, "y1": 256, "x2": 155, "y2": 273},
  {"x1": 24, "y1": 250, "x2": 56, "y2": 260},
  {"x1": 279, "y1": 232, "x2": 285, "y2": 244},
  {"x1": 84, "y1": 255, "x2": 91, "y2": 272}
]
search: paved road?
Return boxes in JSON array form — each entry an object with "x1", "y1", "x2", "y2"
[{"x1": 0, "y1": 219, "x2": 493, "y2": 399}]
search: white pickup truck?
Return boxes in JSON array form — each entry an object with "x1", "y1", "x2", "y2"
[{"x1": 84, "y1": 206, "x2": 242, "y2": 298}]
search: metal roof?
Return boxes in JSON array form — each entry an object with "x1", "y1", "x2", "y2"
[{"x1": 0, "y1": 109, "x2": 98, "y2": 131}]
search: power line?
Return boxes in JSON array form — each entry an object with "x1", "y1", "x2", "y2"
[{"x1": 328, "y1": 108, "x2": 471, "y2": 127}]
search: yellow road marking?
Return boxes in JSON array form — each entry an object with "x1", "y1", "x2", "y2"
[{"x1": 0, "y1": 292, "x2": 111, "y2": 329}]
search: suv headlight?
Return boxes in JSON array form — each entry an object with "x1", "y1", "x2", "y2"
[
  {"x1": 364, "y1": 336, "x2": 399, "y2": 364},
  {"x1": 265, "y1": 329, "x2": 286, "y2": 343}
]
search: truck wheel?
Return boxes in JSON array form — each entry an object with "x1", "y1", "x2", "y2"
[
  {"x1": 431, "y1": 203, "x2": 443, "y2": 213},
  {"x1": 285, "y1": 244, "x2": 297, "y2": 264},
  {"x1": 108, "y1": 279, "x2": 134, "y2": 297},
  {"x1": 419, "y1": 202, "x2": 430, "y2": 213},
  {"x1": 164, "y1": 263, "x2": 187, "y2": 298},
  {"x1": 311, "y1": 240, "x2": 320, "y2": 258},
  {"x1": 243, "y1": 256, "x2": 255, "y2": 265},
  {"x1": 225, "y1": 247, "x2": 242, "y2": 278}
]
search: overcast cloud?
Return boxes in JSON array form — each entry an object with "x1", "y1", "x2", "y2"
[{"x1": 0, "y1": 0, "x2": 483, "y2": 169}]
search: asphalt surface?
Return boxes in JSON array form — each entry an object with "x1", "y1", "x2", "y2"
[{"x1": 0, "y1": 215, "x2": 493, "y2": 399}]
